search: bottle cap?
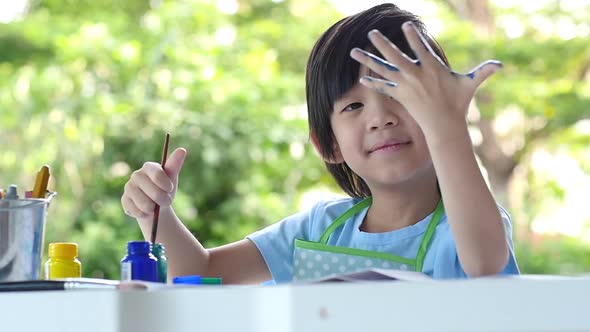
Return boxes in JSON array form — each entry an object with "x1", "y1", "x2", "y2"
[
  {"x1": 151, "y1": 243, "x2": 165, "y2": 255},
  {"x1": 201, "y1": 277, "x2": 222, "y2": 285},
  {"x1": 173, "y1": 275, "x2": 201, "y2": 285},
  {"x1": 127, "y1": 241, "x2": 151, "y2": 254},
  {"x1": 48, "y1": 242, "x2": 78, "y2": 258}
]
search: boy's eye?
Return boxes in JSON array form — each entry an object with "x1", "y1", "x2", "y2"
[{"x1": 342, "y1": 102, "x2": 363, "y2": 113}]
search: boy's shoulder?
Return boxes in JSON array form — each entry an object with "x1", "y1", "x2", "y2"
[{"x1": 310, "y1": 196, "x2": 363, "y2": 215}]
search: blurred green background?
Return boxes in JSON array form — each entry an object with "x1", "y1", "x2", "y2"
[{"x1": 0, "y1": 0, "x2": 589, "y2": 279}]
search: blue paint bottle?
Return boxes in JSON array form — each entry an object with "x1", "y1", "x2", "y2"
[{"x1": 120, "y1": 241, "x2": 158, "y2": 282}]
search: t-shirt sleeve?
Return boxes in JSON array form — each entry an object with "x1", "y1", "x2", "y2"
[
  {"x1": 498, "y1": 205, "x2": 520, "y2": 275},
  {"x1": 246, "y1": 205, "x2": 316, "y2": 283}
]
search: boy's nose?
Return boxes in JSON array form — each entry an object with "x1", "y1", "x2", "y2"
[{"x1": 366, "y1": 97, "x2": 400, "y2": 131}]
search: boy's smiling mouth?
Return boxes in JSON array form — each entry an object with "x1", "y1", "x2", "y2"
[{"x1": 368, "y1": 138, "x2": 412, "y2": 153}]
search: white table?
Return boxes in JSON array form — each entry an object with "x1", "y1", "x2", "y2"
[{"x1": 1, "y1": 276, "x2": 588, "y2": 332}]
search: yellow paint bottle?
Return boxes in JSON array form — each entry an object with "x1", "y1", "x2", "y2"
[{"x1": 45, "y1": 242, "x2": 81, "y2": 279}]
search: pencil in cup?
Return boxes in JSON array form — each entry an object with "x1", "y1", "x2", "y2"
[{"x1": 32, "y1": 165, "x2": 50, "y2": 199}]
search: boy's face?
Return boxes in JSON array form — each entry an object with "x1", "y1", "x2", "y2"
[{"x1": 329, "y1": 81, "x2": 435, "y2": 188}]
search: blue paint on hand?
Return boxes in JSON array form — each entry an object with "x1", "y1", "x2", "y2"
[{"x1": 369, "y1": 56, "x2": 399, "y2": 72}]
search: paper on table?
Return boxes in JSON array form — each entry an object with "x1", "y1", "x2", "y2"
[{"x1": 311, "y1": 268, "x2": 433, "y2": 283}]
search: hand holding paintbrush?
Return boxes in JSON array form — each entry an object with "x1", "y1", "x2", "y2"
[{"x1": 121, "y1": 133, "x2": 188, "y2": 249}]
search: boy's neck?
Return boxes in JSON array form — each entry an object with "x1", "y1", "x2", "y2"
[{"x1": 361, "y1": 174, "x2": 441, "y2": 233}]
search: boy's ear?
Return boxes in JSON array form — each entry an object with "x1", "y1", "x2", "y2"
[{"x1": 310, "y1": 130, "x2": 344, "y2": 164}]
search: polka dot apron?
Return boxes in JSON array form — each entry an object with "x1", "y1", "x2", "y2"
[{"x1": 293, "y1": 197, "x2": 444, "y2": 282}]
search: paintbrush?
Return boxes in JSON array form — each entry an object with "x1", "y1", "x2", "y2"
[{"x1": 150, "y1": 133, "x2": 170, "y2": 244}]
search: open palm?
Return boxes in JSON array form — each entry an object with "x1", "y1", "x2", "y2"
[{"x1": 350, "y1": 21, "x2": 502, "y2": 131}]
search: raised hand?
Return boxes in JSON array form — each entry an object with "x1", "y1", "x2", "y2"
[
  {"x1": 121, "y1": 147, "x2": 187, "y2": 220},
  {"x1": 349, "y1": 21, "x2": 502, "y2": 133}
]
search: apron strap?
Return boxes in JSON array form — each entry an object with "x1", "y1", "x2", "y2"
[
  {"x1": 319, "y1": 197, "x2": 372, "y2": 244},
  {"x1": 415, "y1": 200, "x2": 444, "y2": 271},
  {"x1": 317, "y1": 197, "x2": 445, "y2": 273}
]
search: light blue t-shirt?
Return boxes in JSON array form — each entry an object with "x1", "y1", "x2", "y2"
[{"x1": 247, "y1": 197, "x2": 520, "y2": 283}]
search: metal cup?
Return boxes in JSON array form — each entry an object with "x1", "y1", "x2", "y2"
[{"x1": 0, "y1": 192, "x2": 56, "y2": 281}]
